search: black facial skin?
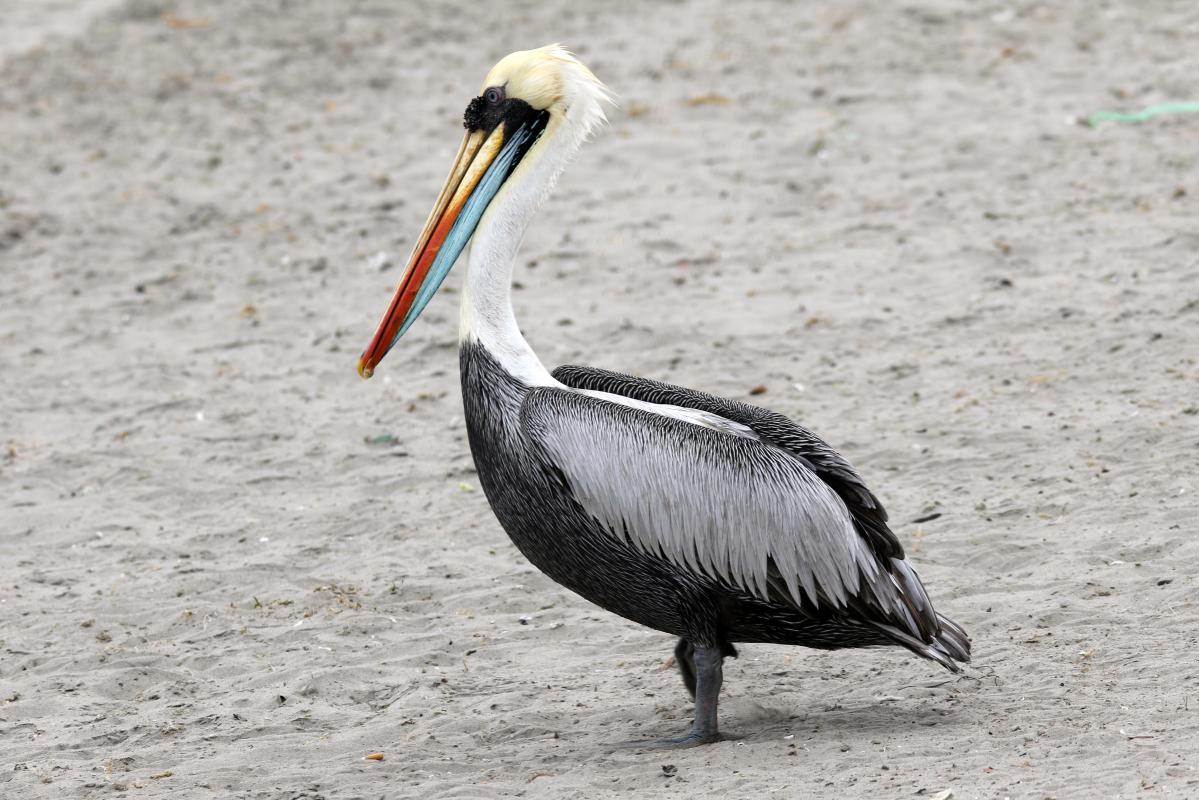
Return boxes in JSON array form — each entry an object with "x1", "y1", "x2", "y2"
[{"x1": 463, "y1": 85, "x2": 542, "y2": 137}]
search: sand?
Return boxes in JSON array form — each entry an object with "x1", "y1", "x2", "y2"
[{"x1": 2, "y1": 1, "x2": 1197, "y2": 797}]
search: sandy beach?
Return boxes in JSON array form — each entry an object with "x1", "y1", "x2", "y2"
[{"x1": 2, "y1": 1, "x2": 1198, "y2": 797}]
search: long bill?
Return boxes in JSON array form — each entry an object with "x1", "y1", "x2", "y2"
[{"x1": 357, "y1": 114, "x2": 547, "y2": 378}]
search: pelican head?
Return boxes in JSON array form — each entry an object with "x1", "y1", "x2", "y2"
[{"x1": 357, "y1": 46, "x2": 611, "y2": 378}]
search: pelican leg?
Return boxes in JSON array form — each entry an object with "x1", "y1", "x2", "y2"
[
  {"x1": 674, "y1": 638, "x2": 697, "y2": 699},
  {"x1": 683, "y1": 644, "x2": 724, "y2": 744},
  {"x1": 623, "y1": 642, "x2": 725, "y2": 749}
]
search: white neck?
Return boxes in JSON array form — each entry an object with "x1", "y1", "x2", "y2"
[
  {"x1": 457, "y1": 185, "x2": 555, "y2": 386},
  {"x1": 459, "y1": 105, "x2": 598, "y2": 386}
]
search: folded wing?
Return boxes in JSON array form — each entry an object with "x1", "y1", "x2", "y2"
[
  {"x1": 552, "y1": 365, "x2": 901, "y2": 562},
  {"x1": 521, "y1": 380, "x2": 941, "y2": 646}
]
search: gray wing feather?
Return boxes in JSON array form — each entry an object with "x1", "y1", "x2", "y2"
[
  {"x1": 551, "y1": 364, "x2": 902, "y2": 561},
  {"x1": 521, "y1": 388, "x2": 881, "y2": 610},
  {"x1": 548, "y1": 364, "x2": 952, "y2": 647}
]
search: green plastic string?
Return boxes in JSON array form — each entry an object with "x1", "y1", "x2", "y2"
[{"x1": 1086, "y1": 101, "x2": 1199, "y2": 127}]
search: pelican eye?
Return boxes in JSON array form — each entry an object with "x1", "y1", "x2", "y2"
[{"x1": 463, "y1": 87, "x2": 518, "y2": 132}]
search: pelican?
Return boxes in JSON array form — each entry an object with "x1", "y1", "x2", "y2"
[{"x1": 357, "y1": 46, "x2": 970, "y2": 747}]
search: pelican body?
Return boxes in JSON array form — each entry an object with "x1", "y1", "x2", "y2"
[{"x1": 358, "y1": 47, "x2": 970, "y2": 747}]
